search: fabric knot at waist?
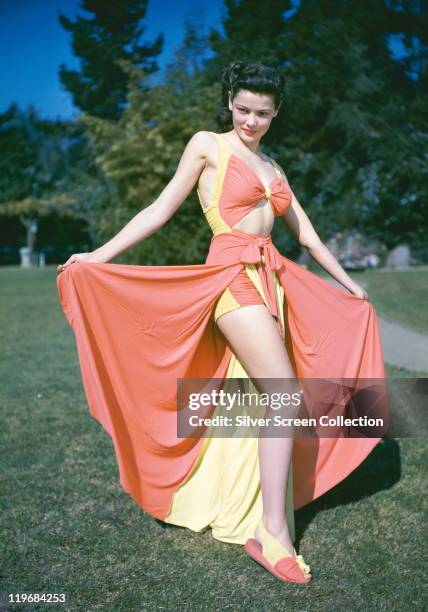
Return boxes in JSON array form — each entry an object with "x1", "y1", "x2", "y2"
[
  {"x1": 238, "y1": 233, "x2": 284, "y2": 325},
  {"x1": 207, "y1": 229, "x2": 285, "y2": 337}
]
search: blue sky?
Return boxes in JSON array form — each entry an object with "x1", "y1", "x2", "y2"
[
  {"x1": 0, "y1": 0, "x2": 406, "y2": 121},
  {"x1": 0, "y1": 0, "x2": 223, "y2": 120}
]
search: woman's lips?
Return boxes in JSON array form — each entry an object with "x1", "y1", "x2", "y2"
[{"x1": 242, "y1": 128, "x2": 256, "y2": 135}]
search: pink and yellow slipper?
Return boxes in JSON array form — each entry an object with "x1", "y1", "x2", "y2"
[{"x1": 244, "y1": 519, "x2": 312, "y2": 584}]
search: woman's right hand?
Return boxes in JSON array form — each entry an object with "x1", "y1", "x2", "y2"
[{"x1": 57, "y1": 250, "x2": 107, "y2": 273}]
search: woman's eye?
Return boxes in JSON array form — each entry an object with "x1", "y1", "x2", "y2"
[{"x1": 237, "y1": 108, "x2": 268, "y2": 116}]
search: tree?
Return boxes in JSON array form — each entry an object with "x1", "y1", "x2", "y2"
[
  {"x1": 203, "y1": 0, "x2": 427, "y2": 259},
  {"x1": 0, "y1": 104, "x2": 93, "y2": 253},
  {"x1": 58, "y1": 0, "x2": 163, "y2": 119},
  {"x1": 163, "y1": 7, "x2": 212, "y2": 89},
  {"x1": 275, "y1": 0, "x2": 428, "y2": 254},
  {"x1": 74, "y1": 59, "x2": 221, "y2": 265}
]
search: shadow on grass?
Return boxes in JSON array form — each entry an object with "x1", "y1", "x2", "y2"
[
  {"x1": 294, "y1": 437, "x2": 401, "y2": 545},
  {"x1": 153, "y1": 438, "x2": 401, "y2": 550}
]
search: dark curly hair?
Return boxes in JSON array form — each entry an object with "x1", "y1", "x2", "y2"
[{"x1": 216, "y1": 60, "x2": 286, "y2": 132}]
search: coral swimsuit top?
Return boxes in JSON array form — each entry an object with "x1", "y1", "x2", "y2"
[{"x1": 196, "y1": 132, "x2": 293, "y2": 237}]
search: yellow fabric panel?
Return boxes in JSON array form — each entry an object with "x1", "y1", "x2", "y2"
[
  {"x1": 269, "y1": 156, "x2": 283, "y2": 178},
  {"x1": 164, "y1": 267, "x2": 295, "y2": 545},
  {"x1": 211, "y1": 132, "x2": 230, "y2": 207},
  {"x1": 204, "y1": 204, "x2": 232, "y2": 236},
  {"x1": 214, "y1": 286, "x2": 240, "y2": 321},
  {"x1": 196, "y1": 131, "x2": 233, "y2": 236}
]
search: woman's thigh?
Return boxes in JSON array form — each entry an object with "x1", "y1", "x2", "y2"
[{"x1": 216, "y1": 304, "x2": 296, "y2": 380}]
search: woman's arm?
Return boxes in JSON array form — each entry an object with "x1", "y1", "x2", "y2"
[
  {"x1": 58, "y1": 131, "x2": 209, "y2": 271},
  {"x1": 279, "y1": 175, "x2": 368, "y2": 299}
]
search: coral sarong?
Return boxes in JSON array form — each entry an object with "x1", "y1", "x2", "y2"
[{"x1": 56, "y1": 226, "x2": 386, "y2": 544}]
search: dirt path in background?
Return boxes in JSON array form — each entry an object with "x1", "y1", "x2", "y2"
[
  {"x1": 325, "y1": 278, "x2": 428, "y2": 372},
  {"x1": 377, "y1": 315, "x2": 428, "y2": 372}
]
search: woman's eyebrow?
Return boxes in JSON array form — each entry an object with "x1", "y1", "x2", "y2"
[{"x1": 237, "y1": 105, "x2": 272, "y2": 111}]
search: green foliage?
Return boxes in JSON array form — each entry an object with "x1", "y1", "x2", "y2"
[
  {"x1": 3, "y1": 0, "x2": 427, "y2": 263},
  {"x1": 203, "y1": 0, "x2": 427, "y2": 259},
  {"x1": 78, "y1": 60, "x2": 220, "y2": 264},
  {"x1": 276, "y1": 0, "x2": 427, "y2": 254},
  {"x1": 0, "y1": 104, "x2": 39, "y2": 204},
  {"x1": 58, "y1": 0, "x2": 164, "y2": 119},
  {"x1": 0, "y1": 104, "x2": 99, "y2": 249}
]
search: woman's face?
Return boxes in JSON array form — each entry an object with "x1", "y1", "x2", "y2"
[{"x1": 228, "y1": 88, "x2": 278, "y2": 142}]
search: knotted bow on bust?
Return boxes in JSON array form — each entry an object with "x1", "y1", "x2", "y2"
[
  {"x1": 240, "y1": 236, "x2": 285, "y2": 338},
  {"x1": 257, "y1": 178, "x2": 292, "y2": 216}
]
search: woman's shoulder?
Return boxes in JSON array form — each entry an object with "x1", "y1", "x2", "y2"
[
  {"x1": 186, "y1": 130, "x2": 217, "y2": 151},
  {"x1": 185, "y1": 131, "x2": 220, "y2": 165},
  {"x1": 189, "y1": 130, "x2": 216, "y2": 143}
]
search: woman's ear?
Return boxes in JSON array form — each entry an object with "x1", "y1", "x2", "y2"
[{"x1": 228, "y1": 90, "x2": 233, "y2": 112}]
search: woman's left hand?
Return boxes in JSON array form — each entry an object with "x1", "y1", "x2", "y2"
[{"x1": 349, "y1": 283, "x2": 369, "y2": 301}]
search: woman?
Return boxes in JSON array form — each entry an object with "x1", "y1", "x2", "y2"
[{"x1": 57, "y1": 61, "x2": 386, "y2": 585}]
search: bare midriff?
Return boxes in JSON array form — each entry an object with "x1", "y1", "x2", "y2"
[{"x1": 230, "y1": 199, "x2": 275, "y2": 236}]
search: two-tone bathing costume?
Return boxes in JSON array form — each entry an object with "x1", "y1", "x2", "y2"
[
  {"x1": 197, "y1": 132, "x2": 293, "y2": 333},
  {"x1": 56, "y1": 131, "x2": 388, "y2": 545}
]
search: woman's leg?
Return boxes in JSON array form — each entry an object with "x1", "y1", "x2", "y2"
[{"x1": 216, "y1": 304, "x2": 310, "y2": 576}]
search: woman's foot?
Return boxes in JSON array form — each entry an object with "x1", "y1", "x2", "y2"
[
  {"x1": 255, "y1": 518, "x2": 294, "y2": 557},
  {"x1": 252, "y1": 517, "x2": 312, "y2": 582}
]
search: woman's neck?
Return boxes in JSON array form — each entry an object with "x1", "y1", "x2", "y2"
[{"x1": 230, "y1": 128, "x2": 262, "y2": 155}]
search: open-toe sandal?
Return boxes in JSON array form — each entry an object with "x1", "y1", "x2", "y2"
[{"x1": 244, "y1": 519, "x2": 312, "y2": 584}]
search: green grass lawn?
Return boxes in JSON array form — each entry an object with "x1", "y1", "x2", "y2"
[
  {"x1": 1, "y1": 266, "x2": 426, "y2": 611},
  {"x1": 315, "y1": 265, "x2": 428, "y2": 334}
]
